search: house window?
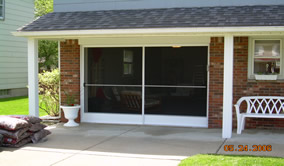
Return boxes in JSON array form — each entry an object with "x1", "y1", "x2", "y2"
[
  {"x1": 123, "y1": 50, "x2": 133, "y2": 75},
  {"x1": 249, "y1": 38, "x2": 283, "y2": 80},
  {"x1": 0, "y1": 0, "x2": 4, "y2": 20},
  {"x1": 253, "y1": 40, "x2": 281, "y2": 75}
]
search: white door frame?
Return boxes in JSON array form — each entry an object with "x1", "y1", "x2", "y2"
[{"x1": 80, "y1": 42, "x2": 210, "y2": 127}]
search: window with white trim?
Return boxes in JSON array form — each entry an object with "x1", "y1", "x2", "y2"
[
  {"x1": 0, "y1": 0, "x2": 4, "y2": 20},
  {"x1": 249, "y1": 38, "x2": 283, "y2": 80},
  {"x1": 254, "y1": 40, "x2": 281, "y2": 74}
]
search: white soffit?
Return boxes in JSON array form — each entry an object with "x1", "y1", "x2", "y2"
[{"x1": 12, "y1": 26, "x2": 284, "y2": 39}]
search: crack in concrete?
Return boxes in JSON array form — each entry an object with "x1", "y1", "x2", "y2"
[
  {"x1": 50, "y1": 126, "x2": 139, "y2": 166},
  {"x1": 215, "y1": 138, "x2": 227, "y2": 154},
  {"x1": 84, "y1": 126, "x2": 140, "y2": 151}
]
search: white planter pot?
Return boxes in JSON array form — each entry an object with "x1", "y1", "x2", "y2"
[
  {"x1": 60, "y1": 105, "x2": 80, "y2": 127},
  {"x1": 255, "y1": 75, "x2": 277, "y2": 80}
]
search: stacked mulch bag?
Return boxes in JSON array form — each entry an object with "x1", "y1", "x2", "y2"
[
  {"x1": 0, "y1": 133, "x2": 3, "y2": 146},
  {"x1": 0, "y1": 115, "x2": 51, "y2": 148}
]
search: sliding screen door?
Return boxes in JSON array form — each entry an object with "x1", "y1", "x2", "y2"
[
  {"x1": 145, "y1": 47, "x2": 208, "y2": 117},
  {"x1": 84, "y1": 47, "x2": 142, "y2": 114}
]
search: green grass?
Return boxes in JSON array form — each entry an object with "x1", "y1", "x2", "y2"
[
  {"x1": 179, "y1": 154, "x2": 284, "y2": 166},
  {"x1": 0, "y1": 96, "x2": 47, "y2": 116}
]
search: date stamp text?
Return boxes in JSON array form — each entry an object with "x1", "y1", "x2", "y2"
[{"x1": 224, "y1": 145, "x2": 272, "y2": 152}]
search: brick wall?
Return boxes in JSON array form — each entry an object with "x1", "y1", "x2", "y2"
[
  {"x1": 208, "y1": 37, "x2": 224, "y2": 128},
  {"x1": 209, "y1": 36, "x2": 284, "y2": 129},
  {"x1": 60, "y1": 39, "x2": 81, "y2": 122}
]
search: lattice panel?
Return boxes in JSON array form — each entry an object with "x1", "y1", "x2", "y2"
[{"x1": 247, "y1": 98, "x2": 284, "y2": 114}]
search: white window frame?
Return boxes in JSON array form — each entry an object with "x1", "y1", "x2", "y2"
[
  {"x1": 248, "y1": 37, "x2": 284, "y2": 80},
  {"x1": 0, "y1": 0, "x2": 4, "y2": 20}
]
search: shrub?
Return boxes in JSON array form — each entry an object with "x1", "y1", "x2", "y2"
[{"x1": 38, "y1": 69, "x2": 60, "y2": 116}]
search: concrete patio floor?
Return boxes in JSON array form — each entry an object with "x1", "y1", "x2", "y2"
[{"x1": 0, "y1": 123, "x2": 283, "y2": 166}]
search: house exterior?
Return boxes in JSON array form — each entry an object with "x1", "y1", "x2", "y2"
[
  {"x1": 13, "y1": 0, "x2": 284, "y2": 138},
  {"x1": 0, "y1": 0, "x2": 34, "y2": 98}
]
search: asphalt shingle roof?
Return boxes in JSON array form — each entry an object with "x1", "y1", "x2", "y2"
[{"x1": 19, "y1": 5, "x2": 284, "y2": 31}]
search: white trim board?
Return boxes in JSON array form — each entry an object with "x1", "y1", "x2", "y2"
[
  {"x1": 144, "y1": 115, "x2": 208, "y2": 127},
  {"x1": 80, "y1": 45, "x2": 85, "y2": 123},
  {"x1": 82, "y1": 113, "x2": 143, "y2": 125},
  {"x1": 13, "y1": 26, "x2": 284, "y2": 38},
  {"x1": 79, "y1": 36, "x2": 210, "y2": 46},
  {"x1": 81, "y1": 113, "x2": 208, "y2": 127}
]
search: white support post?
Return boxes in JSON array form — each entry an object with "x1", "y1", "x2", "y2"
[
  {"x1": 58, "y1": 41, "x2": 61, "y2": 118},
  {"x1": 28, "y1": 38, "x2": 39, "y2": 117},
  {"x1": 142, "y1": 46, "x2": 145, "y2": 124},
  {"x1": 222, "y1": 35, "x2": 234, "y2": 138}
]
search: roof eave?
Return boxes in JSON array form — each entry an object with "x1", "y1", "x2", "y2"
[{"x1": 12, "y1": 26, "x2": 284, "y2": 38}]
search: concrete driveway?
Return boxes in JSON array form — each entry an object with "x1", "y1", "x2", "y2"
[{"x1": 0, "y1": 123, "x2": 283, "y2": 166}]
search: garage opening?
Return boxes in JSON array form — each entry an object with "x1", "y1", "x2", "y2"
[{"x1": 84, "y1": 46, "x2": 208, "y2": 126}]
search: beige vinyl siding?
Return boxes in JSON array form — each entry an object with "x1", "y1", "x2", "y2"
[
  {"x1": 0, "y1": 73, "x2": 28, "y2": 79},
  {"x1": 0, "y1": 78, "x2": 28, "y2": 84},
  {"x1": 0, "y1": 0, "x2": 34, "y2": 90}
]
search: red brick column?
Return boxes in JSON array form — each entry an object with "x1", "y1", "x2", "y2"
[
  {"x1": 60, "y1": 39, "x2": 81, "y2": 123},
  {"x1": 208, "y1": 37, "x2": 224, "y2": 128}
]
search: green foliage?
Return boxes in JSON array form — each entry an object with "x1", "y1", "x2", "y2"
[
  {"x1": 38, "y1": 40, "x2": 58, "y2": 72},
  {"x1": 64, "y1": 91, "x2": 75, "y2": 106},
  {"x1": 35, "y1": 0, "x2": 58, "y2": 72},
  {"x1": 38, "y1": 69, "x2": 60, "y2": 116},
  {"x1": 0, "y1": 96, "x2": 47, "y2": 116},
  {"x1": 35, "y1": 0, "x2": 54, "y2": 17},
  {"x1": 179, "y1": 154, "x2": 284, "y2": 166}
]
